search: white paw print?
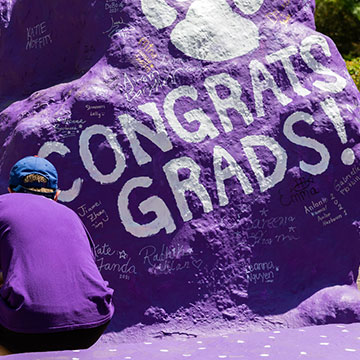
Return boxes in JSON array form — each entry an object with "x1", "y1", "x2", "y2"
[{"x1": 141, "y1": 0, "x2": 264, "y2": 62}]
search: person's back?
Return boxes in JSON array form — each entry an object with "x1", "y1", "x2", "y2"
[
  {"x1": 0, "y1": 156, "x2": 114, "y2": 353},
  {"x1": 0, "y1": 192, "x2": 114, "y2": 334}
]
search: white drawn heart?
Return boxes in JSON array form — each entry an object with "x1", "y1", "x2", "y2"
[{"x1": 192, "y1": 259, "x2": 203, "y2": 268}]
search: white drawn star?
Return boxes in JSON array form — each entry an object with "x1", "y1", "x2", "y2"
[
  {"x1": 118, "y1": 250, "x2": 128, "y2": 259},
  {"x1": 259, "y1": 208, "x2": 268, "y2": 217},
  {"x1": 288, "y1": 226, "x2": 296, "y2": 233}
]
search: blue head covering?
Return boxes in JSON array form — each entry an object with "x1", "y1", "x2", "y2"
[{"x1": 9, "y1": 156, "x2": 58, "y2": 196}]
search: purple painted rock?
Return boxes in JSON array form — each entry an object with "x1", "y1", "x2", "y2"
[{"x1": 1, "y1": 0, "x2": 360, "y2": 340}]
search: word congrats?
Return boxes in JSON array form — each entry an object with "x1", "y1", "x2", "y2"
[{"x1": 38, "y1": 34, "x2": 352, "y2": 238}]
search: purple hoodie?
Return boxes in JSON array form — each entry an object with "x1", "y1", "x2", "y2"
[{"x1": 0, "y1": 193, "x2": 114, "y2": 333}]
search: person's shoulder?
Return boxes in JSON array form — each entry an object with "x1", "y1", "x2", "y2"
[
  {"x1": 0, "y1": 192, "x2": 23, "y2": 202},
  {"x1": 43, "y1": 196, "x2": 81, "y2": 219},
  {"x1": 0, "y1": 193, "x2": 37, "y2": 216},
  {"x1": 0, "y1": 193, "x2": 58, "y2": 209},
  {"x1": 0, "y1": 193, "x2": 79, "y2": 218},
  {"x1": 0, "y1": 193, "x2": 15, "y2": 198},
  {"x1": 0, "y1": 192, "x2": 47, "y2": 202}
]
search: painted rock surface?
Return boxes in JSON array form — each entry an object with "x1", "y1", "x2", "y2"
[{"x1": 1, "y1": 0, "x2": 360, "y2": 339}]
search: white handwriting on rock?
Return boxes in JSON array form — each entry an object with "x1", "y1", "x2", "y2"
[
  {"x1": 77, "y1": 201, "x2": 110, "y2": 229},
  {"x1": 244, "y1": 216, "x2": 295, "y2": 231},
  {"x1": 139, "y1": 244, "x2": 201, "y2": 274},
  {"x1": 246, "y1": 261, "x2": 279, "y2": 284},
  {"x1": 26, "y1": 21, "x2": 52, "y2": 50},
  {"x1": 94, "y1": 243, "x2": 136, "y2": 280},
  {"x1": 97, "y1": 257, "x2": 137, "y2": 277}
]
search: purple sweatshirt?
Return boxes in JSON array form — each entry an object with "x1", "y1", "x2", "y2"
[{"x1": 0, "y1": 193, "x2": 114, "y2": 333}]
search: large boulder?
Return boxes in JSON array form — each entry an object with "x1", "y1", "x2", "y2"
[{"x1": 1, "y1": 0, "x2": 360, "y2": 340}]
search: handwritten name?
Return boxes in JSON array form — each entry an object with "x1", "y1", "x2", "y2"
[
  {"x1": 105, "y1": 0, "x2": 124, "y2": 13},
  {"x1": 279, "y1": 176, "x2": 320, "y2": 207},
  {"x1": 304, "y1": 198, "x2": 328, "y2": 215},
  {"x1": 84, "y1": 105, "x2": 106, "y2": 118},
  {"x1": 53, "y1": 117, "x2": 85, "y2": 138},
  {"x1": 97, "y1": 257, "x2": 137, "y2": 277},
  {"x1": 322, "y1": 214, "x2": 343, "y2": 226},
  {"x1": 139, "y1": 244, "x2": 200, "y2": 275},
  {"x1": 246, "y1": 261, "x2": 279, "y2": 284},
  {"x1": 94, "y1": 243, "x2": 115, "y2": 257},
  {"x1": 304, "y1": 194, "x2": 347, "y2": 225},
  {"x1": 133, "y1": 37, "x2": 158, "y2": 73},
  {"x1": 85, "y1": 104, "x2": 106, "y2": 111},
  {"x1": 55, "y1": 117, "x2": 85, "y2": 125},
  {"x1": 103, "y1": 17, "x2": 134, "y2": 38},
  {"x1": 26, "y1": 21, "x2": 52, "y2": 50},
  {"x1": 77, "y1": 201, "x2": 110, "y2": 229},
  {"x1": 139, "y1": 244, "x2": 190, "y2": 265},
  {"x1": 334, "y1": 165, "x2": 360, "y2": 195},
  {"x1": 244, "y1": 216, "x2": 295, "y2": 231},
  {"x1": 247, "y1": 271, "x2": 275, "y2": 284}
]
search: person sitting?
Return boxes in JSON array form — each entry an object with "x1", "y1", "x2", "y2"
[{"x1": 0, "y1": 156, "x2": 114, "y2": 354}]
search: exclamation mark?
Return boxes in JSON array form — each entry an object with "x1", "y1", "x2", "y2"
[{"x1": 320, "y1": 97, "x2": 355, "y2": 166}]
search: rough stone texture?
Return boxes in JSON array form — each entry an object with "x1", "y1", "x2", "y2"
[{"x1": 1, "y1": 0, "x2": 360, "y2": 342}]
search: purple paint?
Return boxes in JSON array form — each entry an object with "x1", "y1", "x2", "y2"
[
  {"x1": 5, "y1": 322, "x2": 360, "y2": 359},
  {"x1": 1, "y1": 0, "x2": 360, "y2": 342}
]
